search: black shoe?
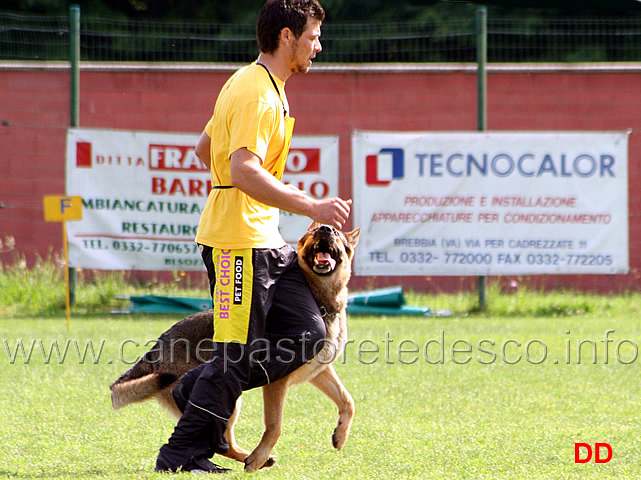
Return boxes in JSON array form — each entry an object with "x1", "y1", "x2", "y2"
[
  {"x1": 155, "y1": 451, "x2": 179, "y2": 473},
  {"x1": 156, "y1": 453, "x2": 230, "y2": 474},
  {"x1": 182, "y1": 457, "x2": 231, "y2": 474}
]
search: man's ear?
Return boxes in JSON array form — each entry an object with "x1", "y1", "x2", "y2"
[{"x1": 280, "y1": 27, "x2": 294, "y2": 47}]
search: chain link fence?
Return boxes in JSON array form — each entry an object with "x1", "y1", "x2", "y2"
[{"x1": 2, "y1": 11, "x2": 641, "y2": 63}]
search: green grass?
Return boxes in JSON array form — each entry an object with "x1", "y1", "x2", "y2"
[{"x1": 2, "y1": 306, "x2": 641, "y2": 479}]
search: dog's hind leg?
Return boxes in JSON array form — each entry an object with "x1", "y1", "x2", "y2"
[
  {"x1": 309, "y1": 364, "x2": 354, "y2": 450},
  {"x1": 244, "y1": 380, "x2": 287, "y2": 473}
]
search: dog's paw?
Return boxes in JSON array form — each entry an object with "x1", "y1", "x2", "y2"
[
  {"x1": 332, "y1": 427, "x2": 348, "y2": 450},
  {"x1": 244, "y1": 453, "x2": 276, "y2": 473}
]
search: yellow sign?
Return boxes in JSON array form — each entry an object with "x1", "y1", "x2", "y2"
[
  {"x1": 43, "y1": 196, "x2": 83, "y2": 222},
  {"x1": 42, "y1": 195, "x2": 83, "y2": 330}
]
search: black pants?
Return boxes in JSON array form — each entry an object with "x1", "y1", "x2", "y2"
[{"x1": 158, "y1": 244, "x2": 326, "y2": 467}]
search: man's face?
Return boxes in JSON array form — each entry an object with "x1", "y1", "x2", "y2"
[{"x1": 289, "y1": 18, "x2": 322, "y2": 74}]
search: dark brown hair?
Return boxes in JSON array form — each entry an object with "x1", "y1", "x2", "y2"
[{"x1": 257, "y1": 0, "x2": 325, "y2": 54}]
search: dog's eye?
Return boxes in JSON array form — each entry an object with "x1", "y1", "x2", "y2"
[{"x1": 334, "y1": 230, "x2": 339, "y2": 236}]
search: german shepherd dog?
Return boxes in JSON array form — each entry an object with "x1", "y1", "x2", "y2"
[{"x1": 110, "y1": 223, "x2": 360, "y2": 472}]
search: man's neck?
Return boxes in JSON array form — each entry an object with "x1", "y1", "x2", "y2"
[{"x1": 256, "y1": 53, "x2": 291, "y2": 83}]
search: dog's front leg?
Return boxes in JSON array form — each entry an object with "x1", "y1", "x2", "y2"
[
  {"x1": 220, "y1": 396, "x2": 254, "y2": 464},
  {"x1": 309, "y1": 364, "x2": 354, "y2": 450},
  {"x1": 244, "y1": 380, "x2": 288, "y2": 473}
]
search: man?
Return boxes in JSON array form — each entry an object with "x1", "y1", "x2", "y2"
[{"x1": 155, "y1": 0, "x2": 352, "y2": 473}]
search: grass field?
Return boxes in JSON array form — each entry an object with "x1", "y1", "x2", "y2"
[{"x1": 2, "y1": 294, "x2": 641, "y2": 479}]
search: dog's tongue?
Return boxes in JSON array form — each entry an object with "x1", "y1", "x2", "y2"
[{"x1": 315, "y1": 252, "x2": 336, "y2": 270}]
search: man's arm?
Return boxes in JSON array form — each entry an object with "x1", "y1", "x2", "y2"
[
  {"x1": 195, "y1": 130, "x2": 211, "y2": 170},
  {"x1": 230, "y1": 148, "x2": 351, "y2": 229}
]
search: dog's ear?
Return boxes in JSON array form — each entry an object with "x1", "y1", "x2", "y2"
[
  {"x1": 308, "y1": 221, "x2": 322, "y2": 232},
  {"x1": 344, "y1": 227, "x2": 360, "y2": 249},
  {"x1": 298, "y1": 231, "x2": 310, "y2": 251}
]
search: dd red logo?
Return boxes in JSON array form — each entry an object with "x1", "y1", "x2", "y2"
[{"x1": 574, "y1": 443, "x2": 612, "y2": 464}]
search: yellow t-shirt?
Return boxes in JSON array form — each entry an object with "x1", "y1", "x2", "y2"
[{"x1": 195, "y1": 63, "x2": 291, "y2": 249}]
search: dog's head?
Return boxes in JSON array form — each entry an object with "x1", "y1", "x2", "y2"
[{"x1": 297, "y1": 222, "x2": 360, "y2": 277}]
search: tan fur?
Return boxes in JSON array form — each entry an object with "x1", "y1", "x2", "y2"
[
  {"x1": 110, "y1": 223, "x2": 360, "y2": 471},
  {"x1": 110, "y1": 374, "x2": 167, "y2": 410}
]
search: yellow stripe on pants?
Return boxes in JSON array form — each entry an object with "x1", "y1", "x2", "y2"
[{"x1": 212, "y1": 248, "x2": 253, "y2": 343}]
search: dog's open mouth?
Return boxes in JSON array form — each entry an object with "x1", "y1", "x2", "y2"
[{"x1": 312, "y1": 240, "x2": 338, "y2": 275}]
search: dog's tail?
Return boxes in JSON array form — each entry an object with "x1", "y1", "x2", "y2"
[{"x1": 110, "y1": 372, "x2": 177, "y2": 410}]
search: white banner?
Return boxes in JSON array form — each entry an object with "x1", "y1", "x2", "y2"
[
  {"x1": 65, "y1": 128, "x2": 338, "y2": 270},
  {"x1": 352, "y1": 131, "x2": 629, "y2": 276}
]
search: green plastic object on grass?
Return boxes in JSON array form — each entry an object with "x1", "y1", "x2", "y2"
[
  {"x1": 125, "y1": 295, "x2": 212, "y2": 314},
  {"x1": 346, "y1": 286, "x2": 431, "y2": 316},
  {"x1": 121, "y1": 286, "x2": 432, "y2": 316}
]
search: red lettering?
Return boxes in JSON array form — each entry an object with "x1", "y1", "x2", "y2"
[
  {"x1": 575, "y1": 443, "x2": 612, "y2": 464},
  {"x1": 189, "y1": 179, "x2": 207, "y2": 196},
  {"x1": 149, "y1": 144, "x2": 206, "y2": 171},
  {"x1": 575, "y1": 443, "x2": 591, "y2": 463},
  {"x1": 152, "y1": 177, "x2": 166, "y2": 194},
  {"x1": 309, "y1": 181, "x2": 329, "y2": 199},
  {"x1": 285, "y1": 148, "x2": 320, "y2": 173},
  {"x1": 152, "y1": 177, "x2": 211, "y2": 197},
  {"x1": 169, "y1": 178, "x2": 186, "y2": 195},
  {"x1": 283, "y1": 180, "x2": 330, "y2": 199},
  {"x1": 595, "y1": 443, "x2": 612, "y2": 463}
]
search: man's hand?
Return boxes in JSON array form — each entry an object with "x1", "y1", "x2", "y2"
[{"x1": 310, "y1": 197, "x2": 352, "y2": 230}]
